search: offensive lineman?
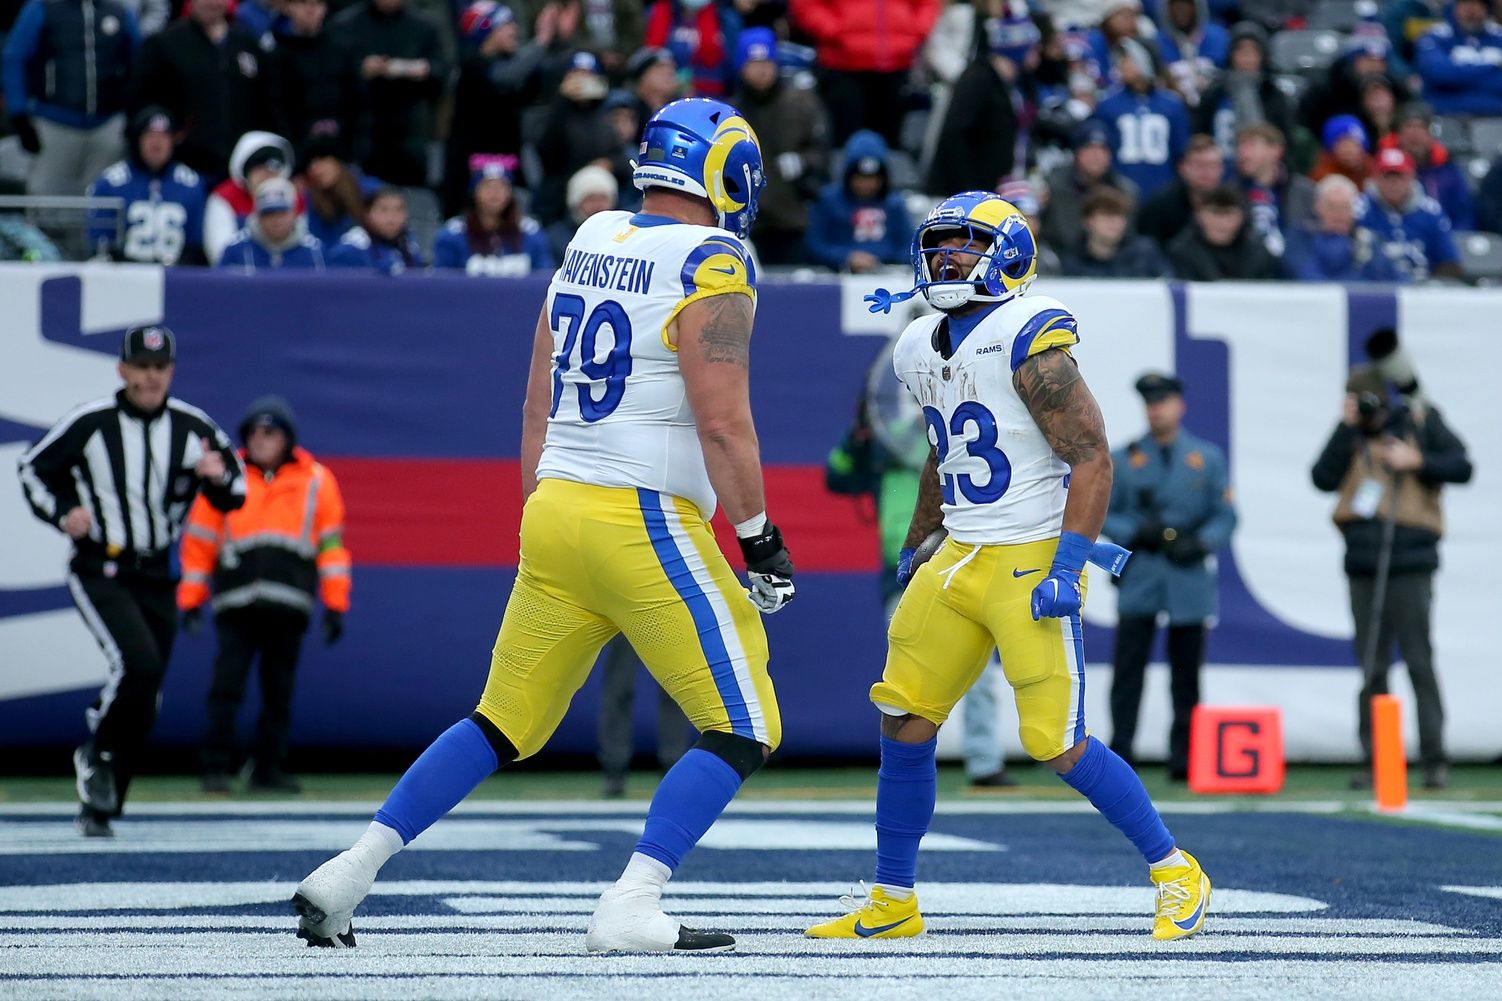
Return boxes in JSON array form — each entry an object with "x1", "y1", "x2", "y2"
[
  {"x1": 292, "y1": 98, "x2": 796, "y2": 953},
  {"x1": 805, "y1": 192, "x2": 1211, "y2": 941}
]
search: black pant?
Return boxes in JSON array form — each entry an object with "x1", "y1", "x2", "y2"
[
  {"x1": 1109, "y1": 616, "x2": 1205, "y2": 776},
  {"x1": 1350, "y1": 572, "x2": 1444, "y2": 768},
  {"x1": 69, "y1": 571, "x2": 178, "y2": 816},
  {"x1": 203, "y1": 606, "x2": 308, "y2": 776},
  {"x1": 596, "y1": 635, "x2": 691, "y2": 778},
  {"x1": 819, "y1": 69, "x2": 908, "y2": 148}
]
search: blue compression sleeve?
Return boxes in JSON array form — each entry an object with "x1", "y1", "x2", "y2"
[
  {"x1": 874, "y1": 735, "x2": 938, "y2": 888},
  {"x1": 374, "y1": 718, "x2": 499, "y2": 844},
  {"x1": 1059, "y1": 736, "x2": 1175, "y2": 862},
  {"x1": 634, "y1": 748, "x2": 744, "y2": 871}
]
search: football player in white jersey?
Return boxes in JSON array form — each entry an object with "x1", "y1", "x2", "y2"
[
  {"x1": 292, "y1": 98, "x2": 796, "y2": 954},
  {"x1": 806, "y1": 192, "x2": 1212, "y2": 942}
]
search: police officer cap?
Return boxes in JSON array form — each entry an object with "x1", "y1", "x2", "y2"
[{"x1": 1135, "y1": 372, "x2": 1183, "y2": 402}]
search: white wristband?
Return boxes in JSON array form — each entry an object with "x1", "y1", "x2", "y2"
[{"x1": 734, "y1": 512, "x2": 768, "y2": 539}]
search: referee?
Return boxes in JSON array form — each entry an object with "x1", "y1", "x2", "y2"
[{"x1": 17, "y1": 325, "x2": 246, "y2": 836}]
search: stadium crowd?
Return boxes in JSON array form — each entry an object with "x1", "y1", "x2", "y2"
[{"x1": 1, "y1": 0, "x2": 1501, "y2": 281}]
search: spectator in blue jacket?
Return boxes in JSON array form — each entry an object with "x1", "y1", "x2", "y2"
[
  {"x1": 1382, "y1": 102, "x2": 1475, "y2": 232},
  {"x1": 1155, "y1": 0, "x2": 1229, "y2": 103},
  {"x1": 431, "y1": 154, "x2": 552, "y2": 276},
  {"x1": 1360, "y1": 147, "x2": 1462, "y2": 280},
  {"x1": 217, "y1": 177, "x2": 327, "y2": 272},
  {"x1": 1414, "y1": 0, "x2": 1502, "y2": 116},
  {"x1": 805, "y1": 129, "x2": 911, "y2": 274},
  {"x1": 86, "y1": 106, "x2": 206, "y2": 266},
  {"x1": 327, "y1": 187, "x2": 424, "y2": 275},
  {"x1": 1092, "y1": 37, "x2": 1191, "y2": 200},
  {"x1": 2, "y1": 0, "x2": 139, "y2": 196},
  {"x1": 1285, "y1": 174, "x2": 1400, "y2": 282}
]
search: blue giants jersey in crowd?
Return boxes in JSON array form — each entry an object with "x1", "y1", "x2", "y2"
[
  {"x1": 1357, "y1": 187, "x2": 1459, "y2": 280},
  {"x1": 1092, "y1": 87, "x2": 1190, "y2": 198},
  {"x1": 431, "y1": 216, "x2": 553, "y2": 276},
  {"x1": 326, "y1": 227, "x2": 424, "y2": 276},
  {"x1": 86, "y1": 159, "x2": 206, "y2": 265},
  {"x1": 216, "y1": 230, "x2": 326, "y2": 271}
]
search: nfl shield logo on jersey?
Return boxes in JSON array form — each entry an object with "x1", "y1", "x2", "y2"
[{"x1": 942, "y1": 365, "x2": 951, "y2": 381}]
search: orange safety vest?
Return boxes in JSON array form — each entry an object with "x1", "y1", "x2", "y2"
[{"x1": 178, "y1": 446, "x2": 351, "y2": 616}]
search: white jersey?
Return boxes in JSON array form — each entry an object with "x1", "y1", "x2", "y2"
[
  {"x1": 534, "y1": 210, "x2": 757, "y2": 516},
  {"x1": 892, "y1": 293, "x2": 1082, "y2": 545}
]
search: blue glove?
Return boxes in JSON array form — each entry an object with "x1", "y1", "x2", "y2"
[
  {"x1": 896, "y1": 547, "x2": 917, "y2": 588},
  {"x1": 1031, "y1": 531, "x2": 1094, "y2": 621}
]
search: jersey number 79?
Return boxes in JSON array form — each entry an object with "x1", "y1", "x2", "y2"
[{"x1": 549, "y1": 293, "x2": 633, "y2": 422}]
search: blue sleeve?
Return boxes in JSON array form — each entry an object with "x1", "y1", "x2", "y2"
[
  {"x1": 1196, "y1": 448, "x2": 1236, "y2": 550},
  {"x1": 1202, "y1": 25, "x2": 1230, "y2": 67},
  {"x1": 431, "y1": 229, "x2": 464, "y2": 269},
  {"x1": 84, "y1": 174, "x2": 119, "y2": 252},
  {"x1": 880, "y1": 194, "x2": 912, "y2": 265},
  {"x1": 1282, "y1": 230, "x2": 1321, "y2": 281},
  {"x1": 2, "y1": 1, "x2": 47, "y2": 116},
  {"x1": 525, "y1": 227, "x2": 554, "y2": 272},
  {"x1": 214, "y1": 240, "x2": 242, "y2": 268},
  {"x1": 325, "y1": 242, "x2": 364, "y2": 269},
  {"x1": 1155, "y1": 33, "x2": 1180, "y2": 66},
  {"x1": 803, "y1": 189, "x2": 851, "y2": 270},
  {"x1": 1427, "y1": 212, "x2": 1459, "y2": 265},
  {"x1": 1415, "y1": 32, "x2": 1495, "y2": 87}
]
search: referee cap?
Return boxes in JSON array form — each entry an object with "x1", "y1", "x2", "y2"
[{"x1": 120, "y1": 325, "x2": 176, "y2": 365}]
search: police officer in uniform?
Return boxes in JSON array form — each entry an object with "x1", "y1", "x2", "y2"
[{"x1": 1104, "y1": 373, "x2": 1237, "y2": 780}]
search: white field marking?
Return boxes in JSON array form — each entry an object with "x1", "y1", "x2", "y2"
[
  {"x1": 1376, "y1": 808, "x2": 1502, "y2": 832},
  {"x1": 0, "y1": 797, "x2": 1420, "y2": 817},
  {"x1": 1442, "y1": 886, "x2": 1502, "y2": 902},
  {"x1": 0, "y1": 818, "x2": 998, "y2": 855},
  {"x1": 0, "y1": 882, "x2": 1324, "y2": 915},
  {"x1": 0, "y1": 915, "x2": 1459, "y2": 936}
]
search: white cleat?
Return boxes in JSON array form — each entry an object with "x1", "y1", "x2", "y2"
[
  {"x1": 291, "y1": 850, "x2": 375, "y2": 948},
  {"x1": 585, "y1": 883, "x2": 735, "y2": 954}
]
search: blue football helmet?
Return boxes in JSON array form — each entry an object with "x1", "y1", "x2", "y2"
[
  {"x1": 866, "y1": 191, "x2": 1038, "y2": 314},
  {"x1": 632, "y1": 98, "x2": 767, "y2": 239}
]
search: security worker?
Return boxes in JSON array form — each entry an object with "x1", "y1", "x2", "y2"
[
  {"x1": 1104, "y1": 373, "x2": 1237, "y2": 780},
  {"x1": 178, "y1": 396, "x2": 351, "y2": 793}
]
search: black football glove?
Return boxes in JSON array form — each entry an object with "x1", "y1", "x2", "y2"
[
  {"x1": 322, "y1": 610, "x2": 345, "y2": 645},
  {"x1": 738, "y1": 522, "x2": 796, "y2": 614},
  {"x1": 181, "y1": 606, "x2": 204, "y2": 635}
]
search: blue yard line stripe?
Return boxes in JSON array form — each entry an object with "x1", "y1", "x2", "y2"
[
  {"x1": 637, "y1": 489, "x2": 754, "y2": 738},
  {"x1": 1070, "y1": 613, "x2": 1087, "y2": 746}
]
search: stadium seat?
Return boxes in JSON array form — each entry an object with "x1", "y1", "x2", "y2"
[
  {"x1": 1469, "y1": 117, "x2": 1502, "y2": 159},
  {"x1": 401, "y1": 186, "x2": 442, "y2": 259},
  {"x1": 1273, "y1": 73, "x2": 1310, "y2": 104},
  {"x1": 1434, "y1": 115, "x2": 1473, "y2": 156},
  {"x1": 1306, "y1": 0, "x2": 1362, "y2": 31},
  {"x1": 885, "y1": 150, "x2": 921, "y2": 190},
  {"x1": 1453, "y1": 230, "x2": 1502, "y2": 284},
  {"x1": 1466, "y1": 156, "x2": 1491, "y2": 195},
  {"x1": 1269, "y1": 30, "x2": 1344, "y2": 75}
]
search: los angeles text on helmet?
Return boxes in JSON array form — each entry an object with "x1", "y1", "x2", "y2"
[{"x1": 558, "y1": 247, "x2": 657, "y2": 295}]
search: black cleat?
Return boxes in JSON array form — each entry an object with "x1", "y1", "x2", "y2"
[
  {"x1": 74, "y1": 811, "x2": 114, "y2": 838},
  {"x1": 673, "y1": 926, "x2": 736, "y2": 952},
  {"x1": 292, "y1": 892, "x2": 356, "y2": 948},
  {"x1": 74, "y1": 743, "x2": 118, "y2": 815}
]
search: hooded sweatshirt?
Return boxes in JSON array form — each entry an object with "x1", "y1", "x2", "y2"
[
  {"x1": 805, "y1": 130, "x2": 912, "y2": 270},
  {"x1": 216, "y1": 213, "x2": 325, "y2": 272},
  {"x1": 205, "y1": 132, "x2": 298, "y2": 265},
  {"x1": 1191, "y1": 21, "x2": 1295, "y2": 155},
  {"x1": 86, "y1": 117, "x2": 206, "y2": 264}
]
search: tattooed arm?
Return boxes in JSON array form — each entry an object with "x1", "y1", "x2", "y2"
[
  {"x1": 676, "y1": 292, "x2": 768, "y2": 524},
  {"x1": 903, "y1": 448, "x2": 945, "y2": 548},
  {"x1": 1013, "y1": 347, "x2": 1113, "y2": 540}
]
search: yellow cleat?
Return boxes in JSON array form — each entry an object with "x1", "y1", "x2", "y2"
[
  {"x1": 1150, "y1": 849, "x2": 1211, "y2": 940},
  {"x1": 805, "y1": 884, "x2": 925, "y2": 939}
]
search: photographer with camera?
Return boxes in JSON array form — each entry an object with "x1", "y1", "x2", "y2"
[
  {"x1": 1105, "y1": 373, "x2": 1237, "y2": 781},
  {"x1": 1311, "y1": 331, "x2": 1472, "y2": 790}
]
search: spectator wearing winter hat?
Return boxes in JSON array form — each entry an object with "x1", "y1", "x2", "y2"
[
  {"x1": 266, "y1": 0, "x2": 360, "y2": 155},
  {"x1": 1379, "y1": 103, "x2": 1475, "y2": 232},
  {"x1": 1167, "y1": 183, "x2": 1282, "y2": 280},
  {"x1": 1415, "y1": 0, "x2": 1502, "y2": 116},
  {"x1": 623, "y1": 46, "x2": 681, "y2": 126},
  {"x1": 1191, "y1": 21, "x2": 1295, "y2": 159},
  {"x1": 1359, "y1": 146, "x2": 1462, "y2": 281},
  {"x1": 1092, "y1": 37, "x2": 1191, "y2": 199},
  {"x1": 298, "y1": 128, "x2": 384, "y2": 248},
  {"x1": 444, "y1": 1, "x2": 550, "y2": 215},
  {"x1": 205, "y1": 132, "x2": 299, "y2": 266},
  {"x1": 1284, "y1": 174, "x2": 1400, "y2": 283},
  {"x1": 928, "y1": 3, "x2": 1041, "y2": 198},
  {"x1": 1084, "y1": 0, "x2": 1153, "y2": 90},
  {"x1": 330, "y1": 0, "x2": 449, "y2": 186},
  {"x1": 544, "y1": 164, "x2": 617, "y2": 263},
  {"x1": 792, "y1": 0, "x2": 940, "y2": 147},
  {"x1": 1299, "y1": 19, "x2": 1412, "y2": 143},
  {"x1": 643, "y1": 0, "x2": 739, "y2": 98},
  {"x1": 327, "y1": 187, "x2": 425, "y2": 275},
  {"x1": 1042, "y1": 118, "x2": 1141, "y2": 256},
  {"x1": 1155, "y1": 0, "x2": 1229, "y2": 105},
  {"x1": 534, "y1": 50, "x2": 618, "y2": 224},
  {"x1": 733, "y1": 26, "x2": 831, "y2": 266},
  {"x1": 1310, "y1": 115, "x2": 1374, "y2": 187},
  {"x1": 1233, "y1": 122, "x2": 1314, "y2": 261},
  {"x1": 805, "y1": 129, "x2": 911, "y2": 274},
  {"x1": 432, "y1": 155, "x2": 552, "y2": 276},
  {"x1": 87, "y1": 106, "x2": 207, "y2": 266},
  {"x1": 217, "y1": 177, "x2": 326, "y2": 272},
  {"x1": 1061, "y1": 184, "x2": 1172, "y2": 278}
]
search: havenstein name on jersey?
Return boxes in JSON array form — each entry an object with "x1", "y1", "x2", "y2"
[{"x1": 558, "y1": 247, "x2": 657, "y2": 295}]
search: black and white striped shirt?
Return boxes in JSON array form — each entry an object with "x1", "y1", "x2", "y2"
[{"x1": 18, "y1": 390, "x2": 247, "y2": 571}]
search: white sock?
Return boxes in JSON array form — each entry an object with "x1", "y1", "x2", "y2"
[
  {"x1": 350, "y1": 821, "x2": 404, "y2": 871},
  {"x1": 1150, "y1": 848, "x2": 1186, "y2": 871},
  {"x1": 874, "y1": 883, "x2": 914, "y2": 901},
  {"x1": 616, "y1": 852, "x2": 672, "y2": 894}
]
